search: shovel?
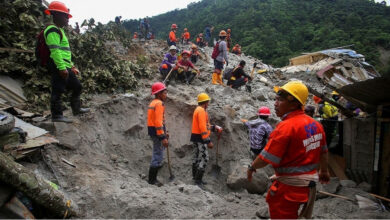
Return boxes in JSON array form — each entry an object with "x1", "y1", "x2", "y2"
[
  {"x1": 166, "y1": 144, "x2": 175, "y2": 181},
  {"x1": 163, "y1": 67, "x2": 175, "y2": 84},
  {"x1": 211, "y1": 133, "x2": 222, "y2": 177}
]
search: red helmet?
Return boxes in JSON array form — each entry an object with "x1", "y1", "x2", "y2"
[
  {"x1": 45, "y1": 1, "x2": 72, "y2": 18},
  {"x1": 227, "y1": 28, "x2": 231, "y2": 33},
  {"x1": 161, "y1": 64, "x2": 168, "y2": 69},
  {"x1": 313, "y1": 96, "x2": 322, "y2": 104},
  {"x1": 181, "y1": 50, "x2": 190, "y2": 56},
  {"x1": 257, "y1": 106, "x2": 271, "y2": 116},
  {"x1": 171, "y1": 24, "x2": 178, "y2": 29},
  {"x1": 151, "y1": 82, "x2": 166, "y2": 95}
]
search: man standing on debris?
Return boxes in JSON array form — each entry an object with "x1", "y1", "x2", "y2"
[
  {"x1": 181, "y1": 28, "x2": 190, "y2": 45},
  {"x1": 247, "y1": 81, "x2": 330, "y2": 219},
  {"x1": 211, "y1": 30, "x2": 229, "y2": 85},
  {"x1": 316, "y1": 94, "x2": 339, "y2": 147},
  {"x1": 241, "y1": 106, "x2": 273, "y2": 159},
  {"x1": 232, "y1": 44, "x2": 242, "y2": 55},
  {"x1": 190, "y1": 44, "x2": 200, "y2": 64},
  {"x1": 44, "y1": 1, "x2": 89, "y2": 123},
  {"x1": 191, "y1": 93, "x2": 222, "y2": 186},
  {"x1": 226, "y1": 28, "x2": 232, "y2": 51},
  {"x1": 196, "y1": 33, "x2": 206, "y2": 48},
  {"x1": 168, "y1": 24, "x2": 178, "y2": 46},
  {"x1": 147, "y1": 82, "x2": 169, "y2": 186},
  {"x1": 227, "y1": 60, "x2": 251, "y2": 89}
]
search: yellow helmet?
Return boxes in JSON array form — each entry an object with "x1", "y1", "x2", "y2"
[
  {"x1": 274, "y1": 81, "x2": 308, "y2": 105},
  {"x1": 197, "y1": 93, "x2": 211, "y2": 103},
  {"x1": 331, "y1": 91, "x2": 339, "y2": 96}
]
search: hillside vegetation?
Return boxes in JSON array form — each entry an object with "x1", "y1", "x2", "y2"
[{"x1": 123, "y1": 0, "x2": 390, "y2": 74}]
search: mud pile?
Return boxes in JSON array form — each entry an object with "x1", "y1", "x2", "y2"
[{"x1": 26, "y1": 40, "x2": 390, "y2": 218}]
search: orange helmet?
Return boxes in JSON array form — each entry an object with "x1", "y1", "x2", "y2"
[
  {"x1": 191, "y1": 44, "x2": 197, "y2": 49},
  {"x1": 235, "y1": 44, "x2": 239, "y2": 47},
  {"x1": 171, "y1": 24, "x2": 178, "y2": 29},
  {"x1": 184, "y1": 28, "x2": 188, "y2": 31},
  {"x1": 161, "y1": 64, "x2": 168, "y2": 69},
  {"x1": 219, "y1": 30, "x2": 227, "y2": 37},
  {"x1": 313, "y1": 96, "x2": 322, "y2": 104},
  {"x1": 45, "y1": 1, "x2": 72, "y2": 18},
  {"x1": 227, "y1": 28, "x2": 231, "y2": 33},
  {"x1": 199, "y1": 33, "x2": 203, "y2": 37}
]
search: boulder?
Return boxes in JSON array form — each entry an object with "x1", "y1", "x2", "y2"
[
  {"x1": 357, "y1": 182, "x2": 371, "y2": 192},
  {"x1": 54, "y1": 123, "x2": 81, "y2": 150},
  {"x1": 340, "y1": 179, "x2": 357, "y2": 188},
  {"x1": 226, "y1": 159, "x2": 270, "y2": 194}
]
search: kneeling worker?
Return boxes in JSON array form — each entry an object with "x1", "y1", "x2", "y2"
[
  {"x1": 247, "y1": 81, "x2": 330, "y2": 219},
  {"x1": 147, "y1": 82, "x2": 169, "y2": 186},
  {"x1": 227, "y1": 60, "x2": 252, "y2": 89},
  {"x1": 191, "y1": 93, "x2": 222, "y2": 186}
]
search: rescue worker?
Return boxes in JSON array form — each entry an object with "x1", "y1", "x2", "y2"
[
  {"x1": 226, "y1": 28, "x2": 232, "y2": 51},
  {"x1": 227, "y1": 60, "x2": 251, "y2": 89},
  {"x1": 74, "y1": 22, "x2": 80, "y2": 34},
  {"x1": 190, "y1": 44, "x2": 200, "y2": 64},
  {"x1": 168, "y1": 24, "x2": 178, "y2": 46},
  {"x1": 147, "y1": 82, "x2": 169, "y2": 186},
  {"x1": 242, "y1": 106, "x2": 273, "y2": 159},
  {"x1": 304, "y1": 105, "x2": 316, "y2": 118},
  {"x1": 140, "y1": 18, "x2": 150, "y2": 39},
  {"x1": 191, "y1": 93, "x2": 223, "y2": 186},
  {"x1": 196, "y1": 33, "x2": 205, "y2": 48},
  {"x1": 181, "y1": 28, "x2": 190, "y2": 45},
  {"x1": 212, "y1": 30, "x2": 229, "y2": 85},
  {"x1": 174, "y1": 50, "x2": 200, "y2": 84},
  {"x1": 115, "y1": 16, "x2": 122, "y2": 25},
  {"x1": 44, "y1": 1, "x2": 89, "y2": 123},
  {"x1": 232, "y1": 44, "x2": 242, "y2": 55},
  {"x1": 247, "y1": 81, "x2": 330, "y2": 219},
  {"x1": 159, "y1": 45, "x2": 177, "y2": 80},
  {"x1": 317, "y1": 97, "x2": 338, "y2": 147},
  {"x1": 133, "y1": 32, "x2": 138, "y2": 39},
  {"x1": 204, "y1": 25, "x2": 212, "y2": 46}
]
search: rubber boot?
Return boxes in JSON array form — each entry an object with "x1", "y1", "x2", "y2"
[
  {"x1": 216, "y1": 73, "x2": 224, "y2": 85},
  {"x1": 186, "y1": 72, "x2": 196, "y2": 84},
  {"x1": 195, "y1": 169, "x2": 207, "y2": 186},
  {"x1": 71, "y1": 98, "x2": 90, "y2": 116},
  {"x1": 52, "y1": 115, "x2": 73, "y2": 123},
  {"x1": 212, "y1": 73, "x2": 218, "y2": 84},
  {"x1": 192, "y1": 164, "x2": 198, "y2": 180},
  {"x1": 148, "y1": 167, "x2": 163, "y2": 187}
]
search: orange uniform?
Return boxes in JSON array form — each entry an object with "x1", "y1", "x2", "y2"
[
  {"x1": 259, "y1": 110, "x2": 327, "y2": 219},
  {"x1": 183, "y1": 31, "x2": 190, "y2": 40},
  {"x1": 191, "y1": 106, "x2": 211, "y2": 144},
  {"x1": 169, "y1": 31, "x2": 177, "y2": 43},
  {"x1": 147, "y1": 99, "x2": 166, "y2": 140}
]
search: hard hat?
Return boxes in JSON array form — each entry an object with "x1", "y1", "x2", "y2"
[
  {"x1": 184, "y1": 28, "x2": 188, "y2": 31},
  {"x1": 169, "y1": 45, "x2": 177, "y2": 51},
  {"x1": 191, "y1": 44, "x2": 197, "y2": 49},
  {"x1": 257, "y1": 106, "x2": 271, "y2": 116},
  {"x1": 181, "y1": 50, "x2": 190, "y2": 56},
  {"x1": 45, "y1": 1, "x2": 72, "y2": 18},
  {"x1": 235, "y1": 44, "x2": 239, "y2": 47},
  {"x1": 331, "y1": 91, "x2": 339, "y2": 96},
  {"x1": 274, "y1": 81, "x2": 309, "y2": 105},
  {"x1": 227, "y1": 28, "x2": 231, "y2": 33},
  {"x1": 134, "y1": 32, "x2": 137, "y2": 34},
  {"x1": 197, "y1": 93, "x2": 211, "y2": 103},
  {"x1": 257, "y1": 69, "x2": 267, "y2": 74},
  {"x1": 161, "y1": 64, "x2": 168, "y2": 69},
  {"x1": 151, "y1": 82, "x2": 166, "y2": 95},
  {"x1": 219, "y1": 30, "x2": 227, "y2": 37},
  {"x1": 171, "y1": 24, "x2": 178, "y2": 29},
  {"x1": 199, "y1": 33, "x2": 203, "y2": 36},
  {"x1": 313, "y1": 96, "x2": 322, "y2": 104}
]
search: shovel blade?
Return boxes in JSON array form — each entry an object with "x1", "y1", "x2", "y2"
[{"x1": 211, "y1": 164, "x2": 222, "y2": 177}]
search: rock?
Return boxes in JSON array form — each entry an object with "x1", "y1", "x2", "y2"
[
  {"x1": 267, "y1": 92, "x2": 276, "y2": 100},
  {"x1": 317, "y1": 177, "x2": 340, "y2": 199},
  {"x1": 226, "y1": 159, "x2": 269, "y2": 194},
  {"x1": 255, "y1": 206, "x2": 270, "y2": 219},
  {"x1": 313, "y1": 197, "x2": 358, "y2": 219},
  {"x1": 357, "y1": 182, "x2": 371, "y2": 192},
  {"x1": 252, "y1": 90, "x2": 267, "y2": 101},
  {"x1": 54, "y1": 122, "x2": 81, "y2": 150},
  {"x1": 33, "y1": 121, "x2": 55, "y2": 134},
  {"x1": 226, "y1": 196, "x2": 234, "y2": 202},
  {"x1": 340, "y1": 180, "x2": 357, "y2": 188},
  {"x1": 110, "y1": 154, "x2": 118, "y2": 161}
]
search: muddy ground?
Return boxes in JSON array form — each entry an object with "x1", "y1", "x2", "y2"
[{"x1": 23, "y1": 40, "x2": 390, "y2": 218}]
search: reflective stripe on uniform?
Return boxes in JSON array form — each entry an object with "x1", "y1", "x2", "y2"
[
  {"x1": 201, "y1": 132, "x2": 208, "y2": 135},
  {"x1": 260, "y1": 150, "x2": 281, "y2": 164},
  {"x1": 275, "y1": 163, "x2": 319, "y2": 174},
  {"x1": 47, "y1": 45, "x2": 71, "y2": 51},
  {"x1": 156, "y1": 127, "x2": 164, "y2": 130},
  {"x1": 148, "y1": 107, "x2": 156, "y2": 110}
]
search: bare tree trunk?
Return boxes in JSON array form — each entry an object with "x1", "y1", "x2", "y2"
[{"x1": 0, "y1": 152, "x2": 78, "y2": 218}]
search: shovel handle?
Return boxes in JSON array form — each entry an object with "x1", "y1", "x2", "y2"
[{"x1": 163, "y1": 67, "x2": 175, "y2": 84}]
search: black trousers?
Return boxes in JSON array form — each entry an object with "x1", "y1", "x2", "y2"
[
  {"x1": 48, "y1": 61, "x2": 82, "y2": 117},
  {"x1": 227, "y1": 77, "x2": 247, "y2": 89}
]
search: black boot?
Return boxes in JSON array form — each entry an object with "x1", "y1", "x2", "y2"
[
  {"x1": 71, "y1": 97, "x2": 90, "y2": 116},
  {"x1": 192, "y1": 164, "x2": 198, "y2": 180},
  {"x1": 195, "y1": 169, "x2": 207, "y2": 186},
  {"x1": 148, "y1": 167, "x2": 163, "y2": 187},
  {"x1": 186, "y1": 72, "x2": 196, "y2": 84},
  {"x1": 52, "y1": 115, "x2": 73, "y2": 123}
]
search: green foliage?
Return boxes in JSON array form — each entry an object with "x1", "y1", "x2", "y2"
[
  {"x1": 123, "y1": 0, "x2": 390, "y2": 70},
  {"x1": 0, "y1": 0, "x2": 151, "y2": 111}
]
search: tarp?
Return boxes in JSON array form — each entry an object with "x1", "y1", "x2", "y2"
[{"x1": 321, "y1": 49, "x2": 364, "y2": 58}]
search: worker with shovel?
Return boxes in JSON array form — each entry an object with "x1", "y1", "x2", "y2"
[
  {"x1": 191, "y1": 93, "x2": 223, "y2": 187},
  {"x1": 159, "y1": 45, "x2": 178, "y2": 81},
  {"x1": 147, "y1": 82, "x2": 169, "y2": 187},
  {"x1": 247, "y1": 81, "x2": 330, "y2": 219},
  {"x1": 42, "y1": 1, "x2": 89, "y2": 123}
]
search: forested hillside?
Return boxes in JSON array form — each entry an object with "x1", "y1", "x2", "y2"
[{"x1": 123, "y1": 0, "x2": 390, "y2": 74}]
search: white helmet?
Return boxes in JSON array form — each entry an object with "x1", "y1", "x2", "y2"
[{"x1": 169, "y1": 45, "x2": 177, "y2": 51}]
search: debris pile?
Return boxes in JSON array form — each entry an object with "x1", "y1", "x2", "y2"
[{"x1": 0, "y1": 0, "x2": 152, "y2": 111}]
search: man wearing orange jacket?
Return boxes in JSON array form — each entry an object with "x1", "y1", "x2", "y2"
[
  {"x1": 191, "y1": 93, "x2": 223, "y2": 186},
  {"x1": 181, "y1": 28, "x2": 190, "y2": 44},
  {"x1": 147, "y1": 82, "x2": 169, "y2": 186},
  {"x1": 168, "y1": 24, "x2": 178, "y2": 46},
  {"x1": 247, "y1": 81, "x2": 330, "y2": 219}
]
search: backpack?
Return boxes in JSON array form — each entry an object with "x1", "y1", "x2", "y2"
[
  {"x1": 35, "y1": 26, "x2": 63, "y2": 67},
  {"x1": 211, "y1": 41, "x2": 220, "y2": 59}
]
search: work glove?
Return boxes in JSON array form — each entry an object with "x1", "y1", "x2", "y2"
[
  {"x1": 171, "y1": 64, "x2": 176, "y2": 69},
  {"x1": 207, "y1": 142, "x2": 214, "y2": 149},
  {"x1": 59, "y1": 70, "x2": 69, "y2": 79},
  {"x1": 215, "y1": 125, "x2": 223, "y2": 133},
  {"x1": 71, "y1": 66, "x2": 80, "y2": 75},
  {"x1": 162, "y1": 138, "x2": 169, "y2": 148}
]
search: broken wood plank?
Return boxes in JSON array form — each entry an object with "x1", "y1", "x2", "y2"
[
  {"x1": 17, "y1": 136, "x2": 58, "y2": 151},
  {"x1": 61, "y1": 158, "x2": 76, "y2": 168}
]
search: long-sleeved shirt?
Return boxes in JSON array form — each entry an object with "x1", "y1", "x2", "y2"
[
  {"x1": 169, "y1": 31, "x2": 177, "y2": 43},
  {"x1": 244, "y1": 118, "x2": 273, "y2": 150},
  {"x1": 231, "y1": 66, "x2": 250, "y2": 80},
  {"x1": 44, "y1": 25, "x2": 73, "y2": 70},
  {"x1": 216, "y1": 40, "x2": 228, "y2": 63},
  {"x1": 159, "y1": 53, "x2": 177, "y2": 71}
]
